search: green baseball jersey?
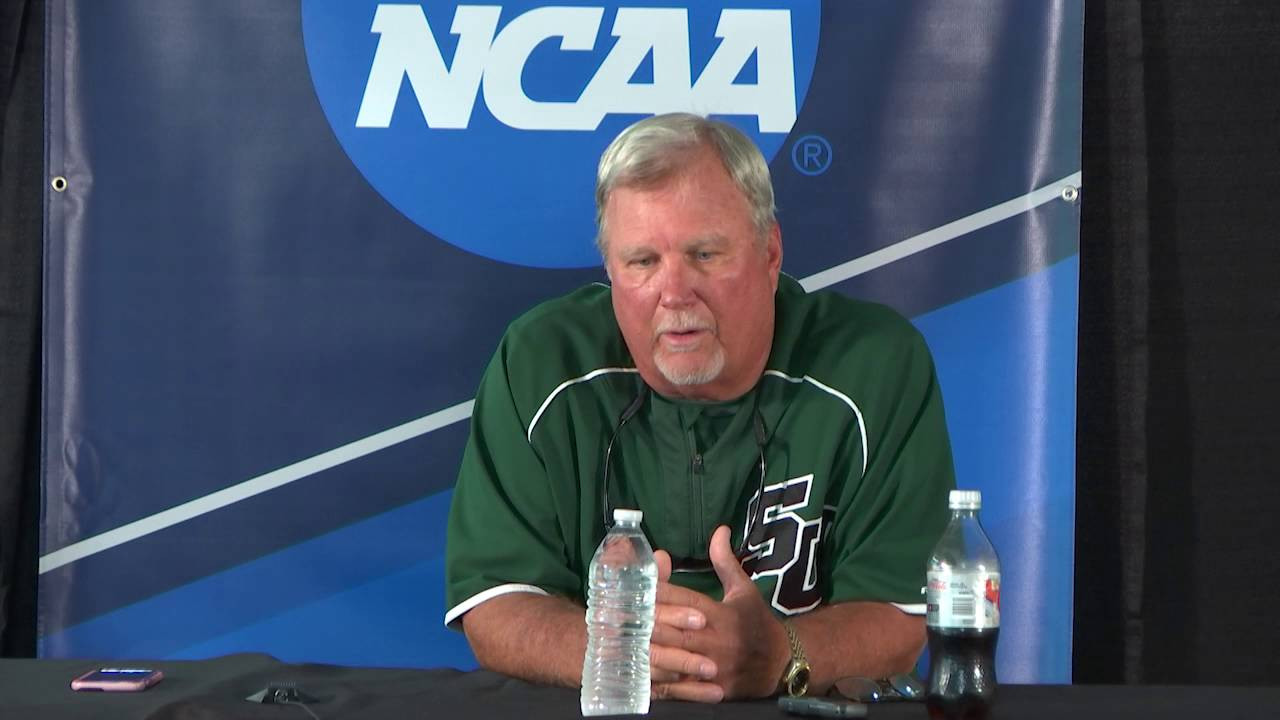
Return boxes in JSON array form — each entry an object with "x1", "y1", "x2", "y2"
[{"x1": 445, "y1": 275, "x2": 954, "y2": 627}]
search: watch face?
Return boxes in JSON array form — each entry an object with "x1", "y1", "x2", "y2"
[{"x1": 787, "y1": 665, "x2": 811, "y2": 697}]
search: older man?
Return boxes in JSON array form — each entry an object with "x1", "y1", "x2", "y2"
[{"x1": 445, "y1": 113, "x2": 954, "y2": 702}]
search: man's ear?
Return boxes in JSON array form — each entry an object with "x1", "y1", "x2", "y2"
[
  {"x1": 601, "y1": 247, "x2": 615, "y2": 282},
  {"x1": 767, "y1": 223, "x2": 783, "y2": 289}
]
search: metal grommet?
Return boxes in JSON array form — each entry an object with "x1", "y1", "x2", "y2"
[
  {"x1": 1060, "y1": 185, "x2": 1079, "y2": 203},
  {"x1": 51, "y1": 176, "x2": 68, "y2": 192}
]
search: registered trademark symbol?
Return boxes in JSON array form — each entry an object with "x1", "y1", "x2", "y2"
[{"x1": 791, "y1": 134, "x2": 832, "y2": 176}]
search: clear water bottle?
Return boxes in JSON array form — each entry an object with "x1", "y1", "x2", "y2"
[
  {"x1": 581, "y1": 508, "x2": 658, "y2": 716},
  {"x1": 925, "y1": 490, "x2": 1000, "y2": 720}
]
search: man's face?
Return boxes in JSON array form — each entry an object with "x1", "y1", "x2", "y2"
[{"x1": 603, "y1": 146, "x2": 782, "y2": 402}]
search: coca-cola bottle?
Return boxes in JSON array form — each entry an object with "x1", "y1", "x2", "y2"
[{"x1": 925, "y1": 490, "x2": 1000, "y2": 720}]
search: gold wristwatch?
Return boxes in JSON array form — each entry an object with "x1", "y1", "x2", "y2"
[{"x1": 778, "y1": 620, "x2": 811, "y2": 697}]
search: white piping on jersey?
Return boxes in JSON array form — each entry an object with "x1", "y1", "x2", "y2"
[
  {"x1": 527, "y1": 367, "x2": 640, "y2": 441},
  {"x1": 762, "y1": 370, "x2": 869, "y2": 478},
  {"x1": 892, "y1": 602, "x2": 927, "y2": 616},
  {"x1": 444, "y1": 583, "x2": 549, "y2": 629}
]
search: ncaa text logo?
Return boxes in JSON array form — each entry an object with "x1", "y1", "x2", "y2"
[{"x1": 303, "y1": 1, "x2": 820, "y2": 268}]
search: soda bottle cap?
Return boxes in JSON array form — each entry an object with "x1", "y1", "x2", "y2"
[
  {"x1": 613, "y1": 508, "x2": 643, "y2": 524},
  {"x1": 948, "y1": 490, "x2": 982, "y2": 509}
]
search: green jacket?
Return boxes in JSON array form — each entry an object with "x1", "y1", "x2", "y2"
[{"x1": 445, "y1": 275, "x2": 954, "y2": 627}]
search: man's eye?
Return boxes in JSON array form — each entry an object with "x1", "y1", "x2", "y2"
[
  {"x1": 695, "y1": 251, "x2": 716, "y2": 261},
  {"x1": 629, "y1": 257, "x2": 654, "y2": 267}
]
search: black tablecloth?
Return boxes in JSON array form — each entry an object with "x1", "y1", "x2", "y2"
[{"x1": 1, "y1": 654, "x2": 1278, "y2": 719}]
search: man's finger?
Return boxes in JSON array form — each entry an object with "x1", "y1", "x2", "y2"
[
  {"x1": 654, "y1": 604, "x2": 705, "y2": 631},
  {"x1": 708, "y1": 525, "x2": 753, "y2": 596},
  {"x1": 652, "y1": 680, "x2": 725, "y2": 704},
  {"x1": 649, "y1": 667, "x2": 683, "y2": 685},
  {"x1": 654, "y1": 549, "x2": 672, "y2": 583},
  {"x1": 651, "y1": 622, "x2": 700, "y2": 650},
  {"x1": 650, "y1": 643, "x2": 717, "y2": 680}
]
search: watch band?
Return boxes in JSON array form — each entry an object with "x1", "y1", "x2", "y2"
[{"x1": 779, "y1": 619, "x2": 811, "y2": 697}]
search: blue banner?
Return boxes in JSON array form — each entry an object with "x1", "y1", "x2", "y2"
[{"x1": 41, "y1": 0, "x2": 1081, "y2": 682}]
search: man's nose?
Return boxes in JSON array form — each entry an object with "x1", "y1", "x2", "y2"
[{"x1": 657, "y1": 259, "x2": 697, "y2": 307}]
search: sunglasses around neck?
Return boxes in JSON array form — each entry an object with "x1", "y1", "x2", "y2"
[{"x1": 600, "y1": 386, "x2": 768, "y2": 573}]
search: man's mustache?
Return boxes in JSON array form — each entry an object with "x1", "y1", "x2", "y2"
[{"x1": 654, "y1": 313, "x2": 716, "y2": 338}]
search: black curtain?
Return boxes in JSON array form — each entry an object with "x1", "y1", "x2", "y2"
[
  {"x1": 1074, "y1": 0, "x2": 1280, "y2": 684},
  {"x1": 3, "y1": 0, "x2": 1280, "y2": 683},
  {"x1": 0, "y1": 0, "x2": 41, "y2": 658}
]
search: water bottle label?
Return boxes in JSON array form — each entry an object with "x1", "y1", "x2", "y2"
[{"x1": 926, "y1": 571, "x2": 1000, "y2": 629}]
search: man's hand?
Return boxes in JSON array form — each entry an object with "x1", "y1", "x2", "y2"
[{"x1": 648, "y1": 525, "x2": 790, "y2": 703}]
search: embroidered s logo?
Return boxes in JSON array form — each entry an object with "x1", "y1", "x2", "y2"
[{"x1": 742, "y1": 473, "x2": 826, "y2": 614}]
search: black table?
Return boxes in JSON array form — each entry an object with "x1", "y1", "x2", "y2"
[{"x1": 1, "y1": 654, "x2": 1277, "y2": 719}]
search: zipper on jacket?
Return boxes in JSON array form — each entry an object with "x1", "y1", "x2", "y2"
[{"x1": 688, "y1": 428, "x2": 704, "y2": 554}]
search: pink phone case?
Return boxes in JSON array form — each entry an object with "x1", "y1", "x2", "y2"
[{"x1": 70, "y1": 668, "x2": 164, "y2": 692}]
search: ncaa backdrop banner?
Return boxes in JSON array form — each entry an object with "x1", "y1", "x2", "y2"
[{"x1": 41, "y1": 0, "x2": 1082, "y2": 681}]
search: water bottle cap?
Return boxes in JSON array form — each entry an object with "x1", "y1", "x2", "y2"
[
  {"x1": 948, "y1": 490, "x2": 982, "y2": 509},
  {"x1": 613, "y1": 508, "x2": 643, "y2": 524}
]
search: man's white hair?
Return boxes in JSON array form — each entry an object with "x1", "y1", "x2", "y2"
[{"x1": 594, "y1": 113, "x2": 777, "y2": 256}]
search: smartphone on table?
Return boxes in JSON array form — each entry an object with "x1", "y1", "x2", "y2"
[
  {"x1": 70, "y1": 667, "x2": 164, "y2": 692},
  {"x1": 779, "y1": 696, "x2": 869, "y2": 718}
]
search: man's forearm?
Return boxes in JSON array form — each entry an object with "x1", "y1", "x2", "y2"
[
  {"x1": 789, "y1": 602, "x2": 926, "y2": 693},
  {"x1": 460, "y1": 593, "x2": 587, "y2": 688}
]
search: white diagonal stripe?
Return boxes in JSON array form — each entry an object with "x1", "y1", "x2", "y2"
[
  {"x1": 800, "y1": 172, "x2": 1082, "y2": 292},
  {"x1": 38, "y1": 399, "x2": 475, "y2": 573},
  {"x1": 38, "y1": 172, "x2": 1080, "y2": 572}
]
